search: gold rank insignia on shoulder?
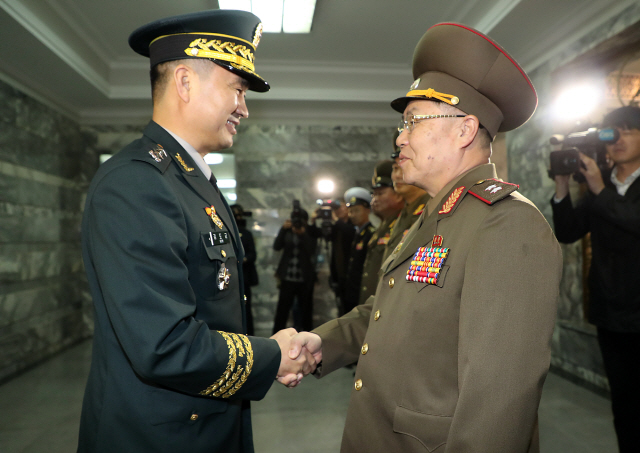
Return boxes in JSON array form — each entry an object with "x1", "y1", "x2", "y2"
[
  {"x1": 205, "y1": 205, "x2": 224, "y2": 229},
  {"x1": 439, "y1": 186, "x2": 465, "y2": 214},
  {"x1": 148, "y1": 144, "x2": 168, "y2": 162},
  {"x1": 406, "y1": 245, "x2": 449, "y2": 285},
  {"x1": 175, "y1": 153, "x2": 194, "y2": 172},
  {"x1": 468, "y1": 178, "x2": 519, "y2": 205}
]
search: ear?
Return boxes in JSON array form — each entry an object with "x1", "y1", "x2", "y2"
[
  {"x1": 457, "y1": 115, "x2": 481, "y2": 149},
  {"x1": 173, "y1": 65, "x2": 193, "y2": 103}
]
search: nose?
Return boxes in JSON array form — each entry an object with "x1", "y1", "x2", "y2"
[
  {"x1": 236, "y1": 93, "x2": 249, "y2": 119},
  {"x1": 397, "y1": 128, "x2": 409, "y2": 148}
]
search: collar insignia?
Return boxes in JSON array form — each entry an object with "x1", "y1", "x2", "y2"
[
  {"x1": 175, "y1": 153, "x2": 194, "y2": 172},
  {"x1": 149, "y1": 144, "x2": 168, "y2": 162},
  {"x1": 439, "y1": 186, "x2": 465, "y2": 214}
]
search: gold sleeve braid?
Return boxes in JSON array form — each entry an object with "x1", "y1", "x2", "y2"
[{"x1": 199, "y1": 331, "x2": 254, "y2": 398}]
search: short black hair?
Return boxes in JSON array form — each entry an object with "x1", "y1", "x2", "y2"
[{"x1": 602, "y1": 106, "x2": 640, "y2": 130}]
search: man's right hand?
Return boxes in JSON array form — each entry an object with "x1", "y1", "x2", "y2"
[
  {"x1": 270, "y1": 328, "x2": 318, "y2": 388},
  {"x1": 553, "y1": 174, "x2": 571, "y2": 201}
]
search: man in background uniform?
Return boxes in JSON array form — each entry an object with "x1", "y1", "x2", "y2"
[
  {"x1": 342, "y1": 187, "x2": 376, "y2": 314},
  {"x1": 383, "y1": 133, "x2": 431, "y2": 262},
  {"x1": 78, "y1": 10, "x2": 314, "y2": 453},
  {"x1": 291, "y1": 22, "x2": 562, "y2": 452},
  {"x1": 359, "y1": 161, "x2": 404, "y2": 305}
]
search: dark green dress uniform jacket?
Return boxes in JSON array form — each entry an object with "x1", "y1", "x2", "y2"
[
  {"x1": 358, "y1": 213, "x2": 401, "y2": 305},
  {"x1": 343, "y1": 222, "x2": 376, "y2": 312},
  {"x1": 382, "y1": 193, "x2": 430, "y2": 262},
  {"x1": 313, "y1": 164, "x2": 562, "y2": 453},
  {"x1": 78, "y1": 121, "x2": 281, "y2": 453}
]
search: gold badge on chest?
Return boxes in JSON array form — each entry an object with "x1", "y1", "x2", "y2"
[{"x1": 205, "y1": 205, "x2": 224, "y2": 229}]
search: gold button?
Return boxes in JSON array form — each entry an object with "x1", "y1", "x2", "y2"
[
  {"x1": 374, "y1": 310, "x2": 380, "y2": 321},
  {"x1": 221, "y1": 250, "x2": 227, "y2": 258},
  {"x1": 389, "y1": 277, "x2": 395, "y2": 288},
  {"x1": 355, "y1": 379, "x2": 363, "y2": 391},
  {"x1": 361, "y1": 343, "x2": 369, "y2": 355},
  {"x1": 363, "y1": 272, "x2": 368, "y2": 277},
  {"x1": 190, "y1": 413, "x2": 198, "y2": 421},
  {"x1": 362, "y1": 286, "x2": 367, "y2": 291}
]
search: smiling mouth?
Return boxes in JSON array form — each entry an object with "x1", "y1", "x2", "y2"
[{"x1": 226, "y1": 119, "x2": 239, "y2": 133}]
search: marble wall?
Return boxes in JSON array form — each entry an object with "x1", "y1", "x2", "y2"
[
  {"x1": 0, "y1": 80, "x2": 97, "y2": 383},
  {"x1": 507, "y1": 4, "x2": 640, "y2": 392}
]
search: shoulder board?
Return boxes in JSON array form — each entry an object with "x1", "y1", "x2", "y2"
[
  {"x1": 468, "y1": 179, "x2": 519, "y2": 205},
  {"x1": 389, "y1": 218, "x2": 397, "y2": 229},
  {"x1": 412, "y1": 203, "x2": 425, "y2": 216},
  {"x1": 132, "y1": 144, "x2": 172, "y2": 174}
]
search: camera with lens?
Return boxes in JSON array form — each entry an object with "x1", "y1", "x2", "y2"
[
  {"x1": 291, "y1": 199, "x2": 305, "y2": 229},
  {"x1": 548, "y1": 128, "x2": 618, "y2": 182}
]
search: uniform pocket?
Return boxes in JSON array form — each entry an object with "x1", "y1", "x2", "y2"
[
  {"x1": 393, "y1": 405, "x2": 451, "y2": 452},
  {"x1": 414, "y1": 265, "x2": 449, "y2": 293}
]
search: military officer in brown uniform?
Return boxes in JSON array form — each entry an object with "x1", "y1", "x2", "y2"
[
  {"x1": 383, "y1": 135, "x2": 431, "y2": 262},
  {"x1": 289, "y1": 23, "x2": 562, "y2": 453},
  {"x1": 359, "y1": 161, "x2": 404, "y2": 305}
]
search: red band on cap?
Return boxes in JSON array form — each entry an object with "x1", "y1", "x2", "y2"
[{"x1": 428, "y1": 23, "x2": 536, "y2": 102}]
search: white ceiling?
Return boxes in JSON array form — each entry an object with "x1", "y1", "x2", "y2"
[{"x1": 0, "y1": 0, "x2": 637, "y2": 126}]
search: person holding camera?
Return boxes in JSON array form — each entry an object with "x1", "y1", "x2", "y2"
[
  {"x1": 359, "y1": 160, "x2": 405, "y2": 305},
  {"x1": 231, "y1": 204, "x2": 259, "y2": 336},
  {"x1": 551, "y1": 106, "x2": 640, "y2": 452},
  {"x1": 272, "y1": 207, "x2": 318, "y2": 334}
]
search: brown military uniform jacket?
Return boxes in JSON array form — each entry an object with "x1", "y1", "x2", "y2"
[
  {"x1": 313, "y1": 164, "x2": 562, "y2": 453},
  {"x1": 383, "y1": 193, "x2": 430, "y2": 262},
  {"x1": 359, "y1": 213, "x2": 401, "y2": 305}
]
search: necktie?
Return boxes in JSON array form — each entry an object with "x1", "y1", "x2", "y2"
[{"x1": 209, "y1": 175, "x2": 219, "y2": 193}]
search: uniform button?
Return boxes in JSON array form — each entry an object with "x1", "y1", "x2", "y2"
[
  {"x1": 389, "y1": 277, "x2": 395, "y2": 288},
  {"x1": 221, "y1": 250, "x2": 226, "y2": 258},
  {"x1": 355, "y1": 379, "x2": 363, "y2": 391},
  {"x1": 374, "y1": 310, "x2": 381, "y2": 321},
  {"x1": 190, "y1": 413, "x2": 198, "y2": 421},
  {"x1": 363, "y1": 272, "x2": 368, "y2": 277},
  {"x1": 362, "y1": 286, "x2": 367, "y2": 291},
  {"x1": 361, "y1": 343, "x2": 369, "y2": 355}
]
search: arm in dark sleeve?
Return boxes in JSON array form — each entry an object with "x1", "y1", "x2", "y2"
[
  {"x1": 85, "y1": 164, "x2": 280, "y2": 401},
  {"x1": 273, "y1": 227, "x2": 287, "y2": 251},
  {"x1": 550, "y1": 194, "x2": 591, "y2": 243},
  {"x1": 590, "y1": 187, "x2": 640, "y2": 237},
  {"x1": 243, "y1": 230, "x2": 257, "y2": 264}
]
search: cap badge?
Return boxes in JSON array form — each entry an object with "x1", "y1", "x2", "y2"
[
  {"x1": 350, "y1": 196, "x2": 357, "y2": 204},
  {"x1": 218, "y1": 264, "x2": 231, "y2": 290},
  {"x1": 175, "y1": 153, "x2": 194, "y2": 172},
  {"x1": 406, "y1": 246, "x2": 449, "y2": 285},
  {"x1": 205, "y1": 205, "x2": 224, "y2": 229},
  {"x1": 148, "y1": 144, "x2": 168, "y2": 162},
  {"x1": 410, "y1": 78, "x2": 421, "y2": 90},
  {"x1": 439, "y1": 186, "x2": 465, "y2": 214},
  {"x1": 253, "y1": 23, "x2": 263, "y2": 48}
]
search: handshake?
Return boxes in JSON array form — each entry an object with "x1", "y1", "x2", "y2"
[{"x1": 270, "y1": 329, "x2": 322, "y2": 388}]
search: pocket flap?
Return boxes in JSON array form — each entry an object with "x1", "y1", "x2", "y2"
[{"x1": 393, "y1": 405, "x2": 451, "y2": 452}]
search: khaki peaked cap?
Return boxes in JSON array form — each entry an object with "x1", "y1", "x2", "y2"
[{"x1": 391, "y1": 22, "x2": 537, "y2": 138}]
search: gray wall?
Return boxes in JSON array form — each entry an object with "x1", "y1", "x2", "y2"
[
  {"x1": 507, "y1": 4, "x2": 640, "y2": 392},
  {"x1": 0, "y1": 80, "x2": 96, "y2": 383}
]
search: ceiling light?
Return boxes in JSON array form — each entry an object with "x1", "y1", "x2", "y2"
[
  {"x1": 218, "y1": 0, "x2": 316, "y2": 33},
  {"x1": 552, "y1": 83, "x2": 604, "y2": 120},
  {"x1": 317, "y1": 179, "x2": 334, "y2": 194},
  {"x1": 204, "y1": 153, "x2": 224, "y2": 165},
  {"x1": 217, "y1": 179, "x2": 237, "y2": 189}
]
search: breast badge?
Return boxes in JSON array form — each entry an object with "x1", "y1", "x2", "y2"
[
  {"x1": 218, "y1": 264, "x2": 231, "y2": 290},
  {"x1": 205, "y1": 205, "x2": 224, "y2": 229},
  {"x1": 406, "y1": 246, "x2": 449, "y2": 285}
]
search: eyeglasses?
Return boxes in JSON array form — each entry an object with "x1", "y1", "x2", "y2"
[{"x1": 398, "y1": 114, "x2": 466, "y2": 134}]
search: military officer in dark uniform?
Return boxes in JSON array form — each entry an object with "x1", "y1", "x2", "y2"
[
  {"x1": 77, "y1": 10, "x2": 315, "y2": 453},
  {"x1": 289, "y1": 23, "x2": 562, "y2": 452},
  {"x1": 383, "y1": 133, "x2": 431, "y2": 262},
  {"x1": 359, "y1": 161, "x2": 404, "y2": 305},
  {"x1": 342, "y1": 187, "x2": 376, "y2": 314}
]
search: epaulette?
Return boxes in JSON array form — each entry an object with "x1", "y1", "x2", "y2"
[
  {"x1": 132, "y1": 144, "x2": 172, "y2": 174},
  {"x1": 412, "y1": 203, "x2": 425, "y2": 216},
  {"x1": 468, "y1": 178, "x2": 518, "y2": 205}
]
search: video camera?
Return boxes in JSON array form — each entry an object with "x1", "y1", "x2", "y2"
[
  {"x1": 548, "y1": 127, "x2": 618, "y2": 182},
  {"x1": 316, "y1": 199, "x2": 337, "y2": 239}
]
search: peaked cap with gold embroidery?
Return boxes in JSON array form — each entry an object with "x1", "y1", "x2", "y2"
[
  {"x1": 129, "y1": 9, "x2": 269, "y2": 92},
  {"x1": 391, "y1": 22, "x2": 537, "y2": 138}
]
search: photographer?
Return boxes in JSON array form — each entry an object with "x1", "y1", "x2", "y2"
[
  {"x1": 551, "y1": 106, "x2": 640, "y2": 452},
  {"x1": 272, "y1": 207, "x2": 317, "y2": 334}
]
